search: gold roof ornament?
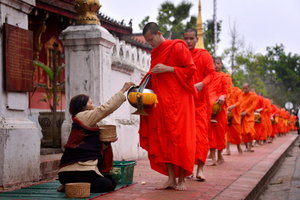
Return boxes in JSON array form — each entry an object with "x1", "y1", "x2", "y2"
[
  {"x1": 74, "y1": 0, "x2": 101, "y2": 25},
  {"x1": 196, "y1": 0, "x2": 204, "y2": 49}
]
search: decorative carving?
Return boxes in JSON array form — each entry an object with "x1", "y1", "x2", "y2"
[
  {"x1": 29, "y1": 10, "x2": 48, "y2": 60},
  {"x1": 74, "y1": 0, "x2": 101, "y2": 25}
]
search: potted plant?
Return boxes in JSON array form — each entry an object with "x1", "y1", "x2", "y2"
[{"x1": 32, "y1": 44, "x2": 65, "y2": 148}]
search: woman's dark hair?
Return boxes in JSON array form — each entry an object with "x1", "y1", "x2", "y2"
[{"x1": 69, "y1": 94, "x2": 89, "y2": 117}]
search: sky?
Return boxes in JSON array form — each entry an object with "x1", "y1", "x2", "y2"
[{"x1": 100, "y1": 0, "x2": 300, "y2": 56}]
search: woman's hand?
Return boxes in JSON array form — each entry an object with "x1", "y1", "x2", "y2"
[
  {"x1": 151, "y1": 64, "x2": 174, "y2": 73},
  {"x1": 120, "y1": 82, "x2": 135, "y2": 93}
]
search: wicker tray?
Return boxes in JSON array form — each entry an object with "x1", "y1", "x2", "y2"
[{"x1": 65, "y1": 182, "x2": 90, "y2": 198}]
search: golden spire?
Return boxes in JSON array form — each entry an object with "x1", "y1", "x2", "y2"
[{"x1": 196, "y1": 0, "x2": 204, "y2": 49}]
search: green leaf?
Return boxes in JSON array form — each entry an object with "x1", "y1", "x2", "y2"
[{"x1": 33, "y1": 61, "x2": 54, "y2": 80}]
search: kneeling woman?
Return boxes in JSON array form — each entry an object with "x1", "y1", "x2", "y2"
[{"x1": 58, "y1": 82, "x2": 134, "y2": 193}]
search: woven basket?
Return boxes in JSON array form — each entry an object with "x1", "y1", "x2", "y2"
[
  {"x1": 99, "y1": 125, "x2": 117, "y2": 142},
  {"x1": 65, "y1": 182, "x2": 90, "y2": 198}
]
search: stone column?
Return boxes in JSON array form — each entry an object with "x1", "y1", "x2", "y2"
[
  {"x1": 0, "y1": 0, "x2": 40, "y2": 187},
  {"x1": 60, "y1": 24, "x2": 115, "y2": 146}
]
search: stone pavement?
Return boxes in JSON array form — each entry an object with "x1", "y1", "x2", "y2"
[{"x1": 92, "y1": 132, "x2": 298, "y2": 200}]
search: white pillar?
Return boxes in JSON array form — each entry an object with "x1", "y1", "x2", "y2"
[
  {"x1": 0, "y1": 0, "x2": 40, "y2": 187},
  {"x1": 60, "y1": 24, "x2": 116, "y2": 146}
]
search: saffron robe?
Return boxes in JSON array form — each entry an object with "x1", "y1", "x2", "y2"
[
  {"x1": 139, "y1": 40, "x2": 197, "y2": 177},
  {"x1": 240, "y1": 91, "x2": 257, "y2": 143},
  {"x1": 190, "y1": 48, "x2": 214, "y2": 164},
  {"x1": 263, "y1": 98, "x2": 273, "y2": 138},
  {"x1": 207, "y1": 71, "x2": 228, "y2": 150},
  {"x1": 226, "y1": 86, "x2": 242, "y2": 145},
  {"x1": 271, "y1": 104, "x2": 279, "y2": 136},
  {"x1": 254, "y1": 95, "x2": 265, "y2": 141}
]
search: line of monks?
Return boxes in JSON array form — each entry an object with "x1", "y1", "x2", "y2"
[
  {"x1": 137, "y1": 24, "x2": 298, "y2": 190},
  {"x1": 198, "y1": 57, "x2": 299, "y2": 179},
  {"x1": 182, "y1": 29, "x2": 298, "y2": 182}
]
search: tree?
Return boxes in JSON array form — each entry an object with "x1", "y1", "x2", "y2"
[
  {"x1": 264, "y1": 44, "x2": 300, "y2": 106},
  {"x1": 222, "y1": 21, "x2": 244, "y2": 76},
  {"x1": 203, "y1": 19, "x2": 222, "y2": 56},
  {"x1": 138, "y1": 1, "x2": 222, "y2": 54},
  {"x1": 156, "y1": 1, "x2": 194, "y2": 39},
  {"x1": 139, "y1": 1, "x2": 195, "y2": 39},
  {"x1": 138, "y1": 16, "x2": 150, "y2": 31}
]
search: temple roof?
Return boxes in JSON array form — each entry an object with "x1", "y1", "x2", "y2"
[{"x1": 35, "y1": 0, "x2": 148, "y2": 49}]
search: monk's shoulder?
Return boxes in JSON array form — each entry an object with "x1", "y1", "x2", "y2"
[{"x1": 172, "y1": 39, "x2": 188, "y2": 50}]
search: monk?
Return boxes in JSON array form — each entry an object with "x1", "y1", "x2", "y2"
[
  {"x1": 239, "y1": 83, "x2": 257, "y2": 152},
  {"x1": 183, "y1": 28, "x2": 214, "y2": 181},
  {"x1": 270, "y1": 103, "x2": 279, "y2": 142},
  {"x1": 207, "y1": 57, "x2": 228, "y2": 165},
  {"x1": 254, "y1": 95, "x2": 265, "y2": 144},
  {"x1": 262, "y1": 97, "x2": 273, "y2": 142},
  {"x1": 139, "y1": 22, "x2": 197, "y2": 191},
  {"x1": 226, "y1": 86, "x2": 243, "y2": 155}
]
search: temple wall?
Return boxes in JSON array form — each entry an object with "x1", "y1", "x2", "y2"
[{"x1": 106, "y1": 37, "x2": 150, "y2": 160}]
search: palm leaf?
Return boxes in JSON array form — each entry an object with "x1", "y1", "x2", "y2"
[{"x1": 33, "y1": 61, "x2": 54, "y2": 80}]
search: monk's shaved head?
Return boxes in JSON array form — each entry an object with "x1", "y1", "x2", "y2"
[
  {"x1": 184, "y1": 28, "x2": 197, "y2": 35},
  {"x1": 143, "y1": 22, "x2": 160, "y2": 35},
  {"x1": 242, "y1": 83, "x2": 251, "y2": 93},
  {"x1": 143, "y1": 22, "x2": 165, "y2": 48}
]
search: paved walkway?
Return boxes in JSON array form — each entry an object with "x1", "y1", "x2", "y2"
[
  {"x1": 0, "y1": 132, "x2": 297, "y2": 200},
  {"x1": 92, "y1": 132, "x2": 298, "y2": 200}
]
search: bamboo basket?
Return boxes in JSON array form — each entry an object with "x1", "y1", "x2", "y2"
[
  {"x1": 65, "y1": 182, "x2": 90, "y2": 198},
  {"x1": 99, "y1": 125, "x2": 117, "y2": 142}
]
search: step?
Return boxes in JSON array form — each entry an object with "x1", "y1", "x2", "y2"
[{"x1": 40, "y1": 153, "x2": 62, "y2": 181}]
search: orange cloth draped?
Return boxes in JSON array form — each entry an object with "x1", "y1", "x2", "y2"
[
  {"x1": 290, "y1": 115, "x2": 298, "y2": 130},
  {"x1": 223, "y1": 73, "x2": 233, "y2": 146},
  {"x1": 263, "y1": 98, "x2": 273, "y2": 138},
  {"x1": 227, "y1": 86, "x2": 242, "y2": 145},
  {"x1": 240, "y1": 92, "x2": 257, "y2": 143},
  {"x1": 254, "y1": 95, "x2": 265, "y2": 141},
  {"x1": 139, "y1": 40, "x2": 197, "y2": 177},
  {"x1": 208, "y1": 71, "x2": 228, "y2": 150},
  {"x1": 190, "y1": 48, "x2": 214, "y2": 164},
  {"x1": 277, "y1": 109, "x2": 285, "y2": 134},
  {"x1": 271, "y1": 104, "x2": 279, "y2": 136}
]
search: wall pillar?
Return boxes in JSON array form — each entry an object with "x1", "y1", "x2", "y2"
[
  {"x1": 0, "y1": 0, "x2": 40, "y2": 188},
  {"x1": 60, "y1": 24, "x2": 115, "y2": 146}
]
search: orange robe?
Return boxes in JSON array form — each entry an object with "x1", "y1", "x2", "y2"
[
  {"x1": 271, "y1": 104, "x2": 279, "y2": 136},
  {"x1": 239, "y1": 91, "x2": 257, "y2": 143},
  {"x1": 263, "y1": 98, "x2": 273, "y2": 138},
  {"x1": 227, "y1": 86, "x2": 242, "y2": 145},
  {"x1": 208, "y1": 71, "x2": 228, "y2": 150},
  {"x1": 277, "y1": 108, "x2": 285, "y2": 134},
  {"x1": 254, "y1": 95, "x2": 265, "y2": 141},
  {"x1": 190, "y1": 48, "x2": 214, "y2": 164},
  {"x1": 223, "y1": 73, "x2": 233, "y2": 145},
  {"x1": 139, "y1": 40, "x2": 197, "y2": 177}
]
